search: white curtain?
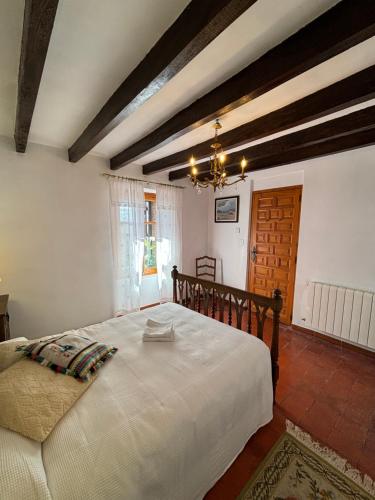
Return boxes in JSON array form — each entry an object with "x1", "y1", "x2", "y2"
[
  {"x1": 108, "y1": 178, "x2": 145, "y2": 315},
  {"x1": 155, "y1": 184, "x2": 182, "y2": 302}
]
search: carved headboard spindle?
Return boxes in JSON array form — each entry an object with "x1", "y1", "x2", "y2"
[
  {"x1": 247, "y1": 298, "x2": 252, "y2": 334},
  {"x1": 228, "y1": 294, "x2": 232, "y2": 326}
]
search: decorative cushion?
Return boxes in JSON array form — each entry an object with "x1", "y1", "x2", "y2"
[
  {"x1": 0, "y1": 337, "x2": 28, "y2": 372},
  {"x1": 0, "y1": 358, "x2": 94, "y2": 441},
  {"x1": 17, "y1": 333, "x2": 117, "y2": 382}
]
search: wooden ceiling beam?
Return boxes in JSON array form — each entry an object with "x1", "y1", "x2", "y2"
[
  {"x1": 169, "y1": 105, "x2": 375, "y2": 181},
  {"x1": 215, "y1": 128, "x2": 375, "y2": 178},
  {"x1": 14, "y1": 0, "x2": 59, "y2": 153},
  {"x1": 144, "y1": 65, "x2": 375, "y2": 175},
  {"x1": 111, "y1": 0, "x2": 375, "y2": 170},
  {"x1": 68, "y1": 0, "x2": 257, "y2": 163}
]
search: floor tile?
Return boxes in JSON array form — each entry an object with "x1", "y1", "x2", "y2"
[{"x1": 205, "y1": 317, "x2": 375, "y2": 499}]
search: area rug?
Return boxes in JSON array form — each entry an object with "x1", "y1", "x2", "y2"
[{"x1": 239, "y1": 421, "x2": 375, "y2": 500}]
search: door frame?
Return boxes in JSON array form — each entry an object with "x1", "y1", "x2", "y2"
[{"x1": 246, "y1": 184, "x2": 303, "y2": 325}]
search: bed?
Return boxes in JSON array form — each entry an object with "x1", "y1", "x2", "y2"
[{"x1": 0, "y1": 269, "x2": 282, "y2": 500}]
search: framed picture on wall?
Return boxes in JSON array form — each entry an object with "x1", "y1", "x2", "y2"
[{"x1": 215, "y1": 196, "x2": 239, "y2": 223}]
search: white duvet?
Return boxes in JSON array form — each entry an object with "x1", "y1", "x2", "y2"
[{"x1": 0, "y1": 303, "x2": 273, "y2": 500}]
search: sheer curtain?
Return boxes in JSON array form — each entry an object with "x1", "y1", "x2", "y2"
[
  {"x1": 155, "y1": 184, "x2": 182, "y2": 302},
  {"x1": 108, "y1": 178, "x2": 145, "y2": 315}
]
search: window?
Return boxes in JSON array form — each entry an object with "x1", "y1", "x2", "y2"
[{"x1": 144, "y1": 192, "x2": 157, "y2": 275}]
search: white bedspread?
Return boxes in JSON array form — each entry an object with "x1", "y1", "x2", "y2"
[{"x1": 0, "y1": 303, "x2": 273, "y2": 500}]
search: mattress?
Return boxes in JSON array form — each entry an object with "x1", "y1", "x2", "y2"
[{"x1": 0, "y1": 302, "x2": 273, "y2": 500}]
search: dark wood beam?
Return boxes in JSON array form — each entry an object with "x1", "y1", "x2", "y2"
[
  {"x1": 68, "y1": 0, "x2": 257, "y2": 163},
  {"x1": 220, "y1": 128, "x2": 375, "y2": 178},
  {"x1": 14, "y1": 0, "x2": 59, "y2": 153},
  {"x1": 111, "y1": 0, "x2": 375, "y2": 169},
  {"x1": 144, "y1": 65, "x2": 375, "y2": 174},
  {"x1": 169, "y1": 105, "x2": 375, "y2": 181}
]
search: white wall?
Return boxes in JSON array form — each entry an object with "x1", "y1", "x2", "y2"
[
  {"x1": 0, "y1": 137, "x2": 114, "y2": 339},
  {"x1": 295, "y1": 148, "x2": 375, "y2": 327},
  {"x1": 207, "y1": 145, "x2": 375, "y2": 326},
  {"x1": 181, "y1": 183, "x2": 209, "y2": 275},
  {"x1": 208, "y1": 181, "x2": 250, "y2": 289},
  {"x1": 0, "y1": 138, "x2": 206, "y2": 338}
]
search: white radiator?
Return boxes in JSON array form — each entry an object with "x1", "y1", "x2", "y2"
[{"x1": 305, "y1": 282, "x2": 375, "y2": 350}]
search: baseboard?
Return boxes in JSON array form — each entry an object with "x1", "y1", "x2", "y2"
[{"x1": 292, "y1": 324, "x2": 375, "y2": 359}]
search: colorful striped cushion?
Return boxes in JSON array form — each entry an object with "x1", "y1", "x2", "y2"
[{"x1": 16, "y1": 334, "x2": 117, "y2": 381}]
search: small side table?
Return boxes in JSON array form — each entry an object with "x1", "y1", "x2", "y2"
[{"x1": 0, "y1": 295, "x2": 10, "y2": 342}]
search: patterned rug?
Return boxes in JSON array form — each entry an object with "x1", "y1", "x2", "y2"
[{"x1": 239, "y1": 421, "x2": 375, "y2": 500}]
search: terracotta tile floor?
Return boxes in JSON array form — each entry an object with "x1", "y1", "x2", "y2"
[{"x1": 205, "y1": 320, "x2": 375, "y2": 499}]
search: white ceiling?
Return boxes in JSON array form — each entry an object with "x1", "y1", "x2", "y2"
[
  {"x1": 1, "y1": 0, "x2": 374, "y2": 173},
  {"x1": 0, "y1": 0, "x2": 189, "y2": 145}
]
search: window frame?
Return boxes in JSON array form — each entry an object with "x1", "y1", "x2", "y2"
[{"x1": 143, "y1": 192, "x2": 157, "y2": 276}]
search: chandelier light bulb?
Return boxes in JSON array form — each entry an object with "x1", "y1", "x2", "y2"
[
  {"x1": 241, "y1": 157, "x2": 248, "y2": 170},
  {"x1": 192, "y1": 166, "x2": 198, "y2": 176},
  {"x1": 219, "y1": 153, "x2": 226, "y2": 164},
  {"x1": 190, "y1": 156, "x2": 196, "y2": 167}
]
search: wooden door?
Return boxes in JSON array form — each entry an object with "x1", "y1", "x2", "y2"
[{"x1": 248, "y1": 186, "x2": 302, "y2": 324}]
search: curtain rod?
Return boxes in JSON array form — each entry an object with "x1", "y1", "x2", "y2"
[{"x1": 101, "y1": 172, "x2": 185, "y2": 189}]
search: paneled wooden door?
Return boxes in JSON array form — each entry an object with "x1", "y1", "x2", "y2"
[{"x1": 248, "y1": 186, "x2": 302, "y2": 324}]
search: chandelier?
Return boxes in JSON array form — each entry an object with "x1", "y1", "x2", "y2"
[{"x1": 189, "y1": 119, "x2": 247, "y2": 192}]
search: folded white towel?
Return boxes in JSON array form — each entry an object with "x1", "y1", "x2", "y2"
[
  {"x1": 146, "y1": 319, "x2": 173, "y2": 329},
  {"x1": 143, "y1": 319, "x2": 175, "y2": 342}
]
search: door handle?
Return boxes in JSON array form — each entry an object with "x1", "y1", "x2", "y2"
[{"x1": 251, "y1": 246, "x2": 257, "y2": 262}]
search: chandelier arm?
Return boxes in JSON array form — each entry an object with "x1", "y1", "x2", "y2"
[
  {"x1": 225, "y1": 175, "x2": 248, "y2": 187},
  {"x1": 196, "y1": 180, "x2": 209, "y2": 188}
]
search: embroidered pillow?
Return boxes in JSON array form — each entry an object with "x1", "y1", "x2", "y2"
[{"x1": 17, "y1": 333, "x2": 117, "y2": 381}]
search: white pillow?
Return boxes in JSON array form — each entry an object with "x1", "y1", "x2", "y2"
[
  {"x1": 1, "y1": 337, "x2": 28, "y2": 345},
  {"x1": 0, "y1": 337, "x2": 28, "y2": 372}
]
